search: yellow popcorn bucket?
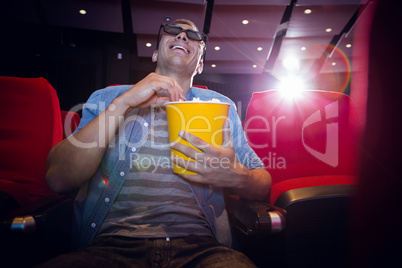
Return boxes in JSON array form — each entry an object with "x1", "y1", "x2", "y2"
[{"x1": 165, "y1": 101, "x2": 230, "y2": 175}]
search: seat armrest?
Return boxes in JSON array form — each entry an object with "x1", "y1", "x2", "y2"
[
  {"x1": 273, "y1": 184, "x2": 355, "y2": 208},
  {"x1": 226, "y1": 195, "x2": 286, "y2": 236},
  {"x1": 0, "y1": 195, "x2": 74, "y2": 266},
  {"x1": 0, "y1": 194, "x2": 74, "y2": 235}
]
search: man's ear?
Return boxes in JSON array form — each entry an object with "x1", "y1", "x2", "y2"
[
  {"x1": 152, "y1": 50, "x2": 158, "y2": 62},
  {"x1": 196, "y1": 59, "x2": 204, "y2": 74}
]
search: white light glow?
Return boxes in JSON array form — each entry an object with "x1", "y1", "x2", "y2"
[
  {"x1": 146, "y1": 43, "x2": 152, "y2": 47},
  {"x1": 278, "y1": 76, "x2": 305, "y2": 99},
  {"x1": 283, "y1": 57, "x2": 299, "y2": 70},
  {"x1": 304, "y1": 9, "x2": 312, "y2": 14},
  {"x1": 257, "y1": 47, "x2": 263, "y2": 51},
  {"x1": 79, "y1": 9, "x2": 87, "y2": 15},
  {"x1": 211, "y1": 64, "x2": 216, "y2": 68},
  {"x1": 214, "y1": 46, "x2": 220, "y2": 51},
  {"x1": 325, "y1": 28, "x2": 332, "y2": 33},
  {"x1": 242, "y1": 20, "x2": 249, "y2": 25}
]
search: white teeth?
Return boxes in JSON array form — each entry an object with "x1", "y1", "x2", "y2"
[{"x1": 171, "y1": 45, "x2": 188, "y2": 53}]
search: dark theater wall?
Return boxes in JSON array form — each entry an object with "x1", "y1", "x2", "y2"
[{"x1": 1, "y1": 21, "x2": 139, "y2": 111}]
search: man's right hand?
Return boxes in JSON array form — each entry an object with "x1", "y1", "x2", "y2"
[{"x1": 117, "y1": 73, "x2": 185, "y2": 114}]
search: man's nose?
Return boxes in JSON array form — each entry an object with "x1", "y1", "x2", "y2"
[{"x1": 176, "y1": 32, "x2": 187, "y2": 41}]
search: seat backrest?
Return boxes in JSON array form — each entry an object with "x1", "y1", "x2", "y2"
[
  {"x1": 244, "y1": 90, "x2": 361, "y2": 184},
  {"x1": 0, "y1": 76, "x2": 63, "y2": 206},
  {"x1": 61, "y1": 110, "x2": 81, "y2": 139}
]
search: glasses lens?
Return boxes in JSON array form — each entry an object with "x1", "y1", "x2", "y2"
[
  {"x1": 186, "y1": 30, "x2": 203, "y2": 41},
  {"x1": 163, "y1": 24, "x2": 181, "y2": 35}
]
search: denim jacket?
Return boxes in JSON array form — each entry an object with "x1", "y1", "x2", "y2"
[{"x1": 70, "y1": 85, "x2": 264, "y2": 250}]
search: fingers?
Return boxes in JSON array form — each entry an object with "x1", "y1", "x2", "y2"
[
  {"x1": 170, "y1": 153, "x2": 239, "y2": 188},
  {"x1": 221, "y1": 119, "x2": 234, "y2": 149},
  {"x1": 123, "y1": 73, "x2": 185, "y2": 108},
  {"x1": 170, "y1": 135, "x2": 207, "y2": 162},
  {"x1": 169, "y1": 131, "x2": 215, "y2": 174},
  {"x1": 170, "y1": 124, "x2": 232, "y2": 161},
  {"x1": 150, "y1": 74, "x2": 185, "y2": 102},
  {"x1": 170, "y1": 154, "x2": 202, "y2": 175},
  {"x1": 178, "y1": 131, "x2": 214, "y2": 154},
  {"x1": 170, "y1": 153, "x2": 216, "y2": 178}
]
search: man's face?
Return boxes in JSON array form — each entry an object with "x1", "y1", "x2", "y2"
[{"x1": 154, "y1": 23, "x2": 204, "y2": 74}]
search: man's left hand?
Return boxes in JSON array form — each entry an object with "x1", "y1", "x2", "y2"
[{"x1": 169, "y1": 120, "x2": 251, "y2": 189}]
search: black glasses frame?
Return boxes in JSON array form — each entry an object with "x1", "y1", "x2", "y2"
[{"x1": 156, "y1": 23, "x2": 208, "y2": 60}]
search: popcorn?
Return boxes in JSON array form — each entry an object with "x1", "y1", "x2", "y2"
[
  {"x1": 191, "y1": 97, "x2": 221, "y2": 103},
  {"x1": 165, "y1": 97, "x2": 226, "y2": 105}
]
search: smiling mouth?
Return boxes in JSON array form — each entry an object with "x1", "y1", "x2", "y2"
[{"x1": 171, "y1": 45, "x2": 189, "y2": 54}]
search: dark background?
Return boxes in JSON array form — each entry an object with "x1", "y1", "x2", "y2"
[{"x1": 1, "y1": 20, "x2": 284, "y2": 120}]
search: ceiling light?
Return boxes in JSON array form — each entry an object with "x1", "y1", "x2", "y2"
[
  {"x1": 332, "y1": 62, "x2": 337, "y2": 66},
  {"x1": 253, "y1": 65, "x2": 257, "y2": 68},
  {"x1": 301, "y1": 46, "x2": 307, "y2": 51},
  {"x1": 257, "y1": 47, "x2": 263, "y2": 51},
  {"x1": 242, "y1": 20, "x2": 249, "y2": 25},
  {"x1": 146, "y1": 43, "x2": 152, "y2": 47},
  {"x1": 79, "y1": 9, "x2": 87, "y2": 15},
  {"x1": 211, "y1": 64, "x2": 216, "y2": 68},
  {"x1": 214, "y1": 46, "x2": 220, "y2": 51},
  {"x1": 346, "y1": 44, "x2": 352, "y2": 48},
  {"x1": 325, "y1": 28, "x2": 332, "y2": 33},
  {"x1": 304, "y1": 9, "x2": 312, "y2": 14}
]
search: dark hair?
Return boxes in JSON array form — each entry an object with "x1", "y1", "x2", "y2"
[{"x1": 171, "y1": 19, "x2": 200, "y2": 32}]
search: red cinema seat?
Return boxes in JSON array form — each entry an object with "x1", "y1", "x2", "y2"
[
  {"x1": 0, "y1": 76, "x2": 62, "y2": 211},
  {"x1": 242, "y1": 89, "x2": 362, "y2": 267},
  {"x1": 61, "y1": 110, "x2": 81, "y2": 139},
  {"x1": 0, "y1": 76, "x2": 80, "y2": 266}
]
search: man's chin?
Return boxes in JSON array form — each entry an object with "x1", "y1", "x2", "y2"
[{"x1": 167, "y1": 59, "x2": 197, "y2": 73}]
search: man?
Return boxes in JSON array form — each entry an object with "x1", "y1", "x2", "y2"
[{"x1": 43, "y1": 19, "x2": 271, "y2": 267}]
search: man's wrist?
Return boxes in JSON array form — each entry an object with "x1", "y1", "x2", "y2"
[
  {"x1": 233, "y1": 164, "x2": 252, "y2": 193},
  {"x1": 111, "y1": 95, "x2": 133, "y2": 116}
]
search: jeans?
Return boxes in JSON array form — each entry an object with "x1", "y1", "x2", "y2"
[{"x1": 36, "y1": 235, "x2": 257, "y2": 268}]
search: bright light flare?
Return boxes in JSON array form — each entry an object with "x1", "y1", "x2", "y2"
[
  {"x1": 278, "y1": 77, "x2": 305, "y2": 99},
  {"x1": 283, "y1": 57, "x2": 299, "y2": 70}
]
